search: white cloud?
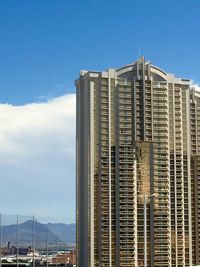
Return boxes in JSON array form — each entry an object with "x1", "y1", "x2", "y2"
[
  {"x1": 0, "y1": 94, "x2": 76, "y2": 223},
  {"x1": 190, "y1": 80, "x2": 200, "y2": 93},
  {"x1": 193, "y1": 85, "x2": 200, "y2": 93}
]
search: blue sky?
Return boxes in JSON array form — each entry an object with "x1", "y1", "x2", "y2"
[
  {"x1": 0, "y1": 0, "x2": 200, "y2": 223},
  {"x1": 0, "y1": 0, "x2": 200, "y2": 104}
]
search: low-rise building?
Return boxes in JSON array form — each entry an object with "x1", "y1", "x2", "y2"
[{"x1": 52, "y1": 251, "x2": 76, "y2": 265}]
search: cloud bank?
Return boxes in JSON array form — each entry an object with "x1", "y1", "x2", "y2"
[
  {"x1": 0, "y1": 94, "x2": 76, "y2": 223},
  {"x1": 190, "y1": 80, "x2": 200, "y2": 93}
]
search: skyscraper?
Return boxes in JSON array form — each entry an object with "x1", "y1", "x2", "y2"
[{"x1": 76, "y1": 57, "x2": 200, "y2": 267}]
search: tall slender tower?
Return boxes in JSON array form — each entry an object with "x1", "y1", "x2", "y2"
[{"x1": 76, "y1": 57, "x2": 200, "y2": 267}]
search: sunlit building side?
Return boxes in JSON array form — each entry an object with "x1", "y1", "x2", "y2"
[{"x1": 76, "y1": 57, "x2": 200, "y2": 267}]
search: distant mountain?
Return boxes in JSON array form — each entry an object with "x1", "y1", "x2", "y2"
[
  {"x1": 1, "y1": 220, "x2": 75, "y2": 247},
  {"x1": 46, "y1": 223, "x2": 76, "y2": 244}
]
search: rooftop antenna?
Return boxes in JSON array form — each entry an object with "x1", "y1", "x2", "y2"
[{"x1": 139, "y1": 47, "x2": 141, "y2": 57}]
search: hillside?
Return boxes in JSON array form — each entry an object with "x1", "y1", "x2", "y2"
[{"x1": 1, "y1": 220, "x2": 75, "y2": 247}]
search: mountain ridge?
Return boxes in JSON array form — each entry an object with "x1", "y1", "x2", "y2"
[{"x1": 1, "y1": 220, "x2": 75, "y2": 247}]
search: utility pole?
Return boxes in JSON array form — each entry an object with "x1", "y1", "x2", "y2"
[{"x1": 0, "y1": 214, "x2": 2, "y2": 267}]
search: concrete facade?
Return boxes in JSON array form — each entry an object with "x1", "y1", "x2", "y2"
[{"x1": 76, "y1": 57, "x2": 200, "y2": 267}]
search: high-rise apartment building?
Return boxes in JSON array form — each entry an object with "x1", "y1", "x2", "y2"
[{"x1": 76, "y1": 57, "x2": 200, "y2": 267}]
